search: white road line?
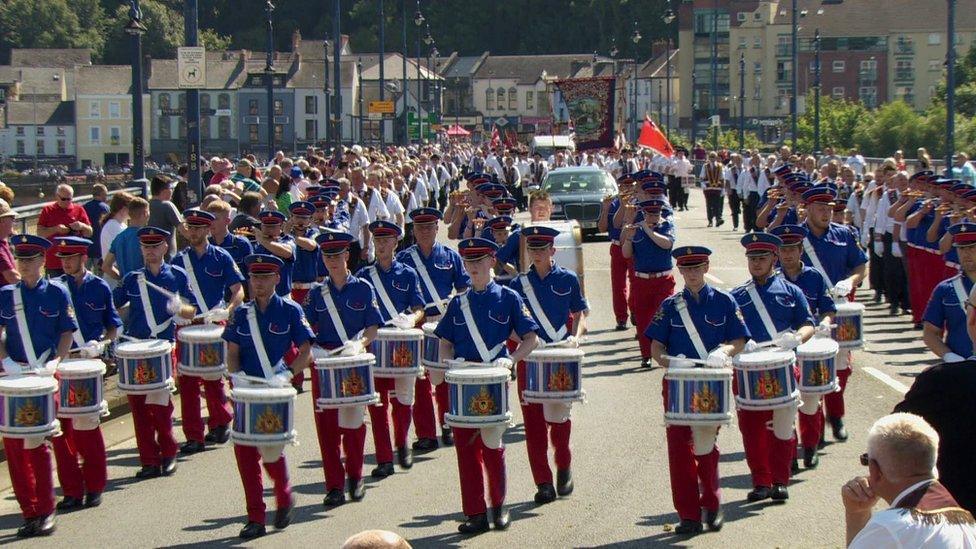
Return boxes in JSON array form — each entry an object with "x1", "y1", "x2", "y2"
[
  {"x1": 862, "y1": 366, "x2": 909, "y2": 395},
  {"x1": 704, "y1": 273, "x2": 725, "y2": 285}
]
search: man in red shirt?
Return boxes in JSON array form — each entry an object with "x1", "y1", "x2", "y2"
[{"x1": 37, "y1": 184, "x2": 93, "y2": 276}]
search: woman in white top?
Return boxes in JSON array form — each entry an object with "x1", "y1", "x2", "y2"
[{"x1": 98, "y1": 191, "x2": 134, "y2": 288}]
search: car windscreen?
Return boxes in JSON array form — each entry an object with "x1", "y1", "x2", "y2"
[{"x1": 543, "y1": 172, "x2": 615, "y2": 194}]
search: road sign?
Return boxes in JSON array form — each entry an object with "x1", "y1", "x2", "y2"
[
  {"x1": 495, "y1": 117, "x2": 509, "y2": 127},
  {"x1": 368, "y1": 100, "x2": 395, "y2": 114},
  {"x1": 177, "y1": 47, "x2": 206, "y2": 89}
]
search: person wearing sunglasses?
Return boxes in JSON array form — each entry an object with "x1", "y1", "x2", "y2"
[{"x1": 37, "y1": 184, "x2": 93, "y2": 277}]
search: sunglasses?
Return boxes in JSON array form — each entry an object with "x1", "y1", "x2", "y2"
[
  {"x1": 57, "y1": 195, "x2": 72, "y2": 202},
  {"x1": 859, "y1": 453, "x2": 873, "y2": 467}
]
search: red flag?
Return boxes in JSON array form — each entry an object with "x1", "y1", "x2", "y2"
[
  {"x1": 504, "y1": 128, "x2": 518, "y2": 148},
  {"x1": 490, "y1": 125, "x2": 501, "y2": 149},
  {"x1": 637, "y1": 116, "x2": 674, "y2": 157}
]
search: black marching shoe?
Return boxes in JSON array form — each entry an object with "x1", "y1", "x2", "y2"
[
  {"x1": 239, "y1": 521, "x2": 266, "y2": 540},
  {"x1": 829, "y1": 417, "x2": 849, "y2": 441},
  {"x1": 205, "y1": 425, "x2": 230, "y2": 444},
  {"x1": 747, "y1": 485, "x2": 771, "y2": 502},
  {"x1": 323, "y1": 489, "x2": 345, "y2": 507},
  {"x1": 56, "y1": 496, "x2": 84, "y2": 512},
  {"x1": 491, "y1": 505, "x2": 511, "y2": 530},
  {"x1": 716, "y1": 218, "x2": 725, "y2": 227},
  {"x1": 791, "y1": 458, "x2": 800, "y2": 475},
  {"x1": 771, "y1": 484, "x2": 789, "y2": 501},
  {"x1": 371, "y1": 462, "x2": 395, "y2": 479},
  {"x1": 457, "y1": 513, "x2": 490, "y2": 535},
  {"x1": 84, "y1": 492, "x2": 102, "y2": 508},
  {"x1": 34, "y1": 513, "x2": 55, "y2": 536},
  {"x1": 161, "y1": 457, "x2": 178, "y2": 476},
  {"x1": 707, "y1": 221, "x2": 713, "y2": 227},
  {"x1": 135, "y1": 465, "x2": 161, "y2": 480},
  {"x1": 818, "y1": 432, "x2": 827, "y2": 450},
  {"x1": 640, "y1": 357, "x2": 654, "y2": 369},
  {"x1": 615, "y1": 322, "x2": 628, "y2": 331},
  {"x1": 274, "y1": 499, "x2": 293, "y2": 530},
  {"x1": 674, "y1": 519, "x2": 703, "y2": 535},
  {"x1": 704, "y1": 507, "x2": 724, "y2": 531},
  {"x1": 441, "y1": 426, "x2": 454, "y2": 447},
  {"x1": 16, "y1": 519, "x2": 37, "y2": 538},
  {"x1": 413, "y1": 437, "x2": 438, "y2": 453},
  {"x1": 180, "y1": 440, "x2": 205, "y2": 455},
  {"x1": 397, "y1": 446, "x2": 413, "y2": 469},
  {"x1": 803, "y1": 447, "x2": 820, "y2": 469},
  {"x1": 534, "y1": 483, "x2": 557, "y2": 504},
  {"x1": 348, "y1": 477, "x2": 365, "y2": 501},
  {"x1": 556, "y1": 469, "x2": 574, "y2": 496}
]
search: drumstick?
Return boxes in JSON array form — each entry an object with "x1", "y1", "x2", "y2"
[
  {"x1": 230, "y1": 372, "x2": 276, "y2": 386},
  {"x1": 142, "y1": 279, "x2": 179, "y2": 300},
  {"x1": 662, "y1": 355, "x2": 708, "y2": 366}
]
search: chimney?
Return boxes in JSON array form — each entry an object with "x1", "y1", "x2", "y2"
[{"x1": 291, "y1": 29, "x2": 302, "y2": 52}]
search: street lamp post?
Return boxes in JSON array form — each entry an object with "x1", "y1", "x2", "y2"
[
  {"x1": 323, "y1": 36, "x2": 331, "y2": 149},
  {"x1": 739, "y1": 52, "x2": 745, "y2": 149},
  {"x1": 333, "y1": 0, "x2": 342, "y2": 147},
  {"x1": 630, "y1": 24, "x2": 641, "y2": 142},
  {"x1": 184, "y1": 0, "x2": 201, "y2": 201},
  {"x1": 431, "y1": 46, "x2": 440, "y2": 132},
  {"x1": 946, "y1": 0, "x2": 956, "y2": 172},
  {"x1": 663, "y1": 7, "x2": 676, "y2": 139},
  {"x1": 401, "y1": 0, "x2": 408, "y2": 144},
  {"x1": 710, "y1": 0, "x2": 718, "y2": 151},
  {"x1": 691, "y1": 70, "x2": 697, "y2": 146},
  {"x1": 124, "y1": 0, "x2": 147, "y2": 181},
  {"x1": 414, "y1": 2, "x2": 425, "y2": 143},
  {"x1": 378, "y1": 0, "x2": 386, "y2": 148},
  {"x1": 790, "y1": 0, "x2": 799, "y2": 150},
  {"x1": 357, "y1": 58, "x2": 364, "y2": 142},
  {"x1": 814, "y1": 29, "x2": 822, "y2": 156},
  {"x1": 264, "y1": 1, "x2": 276, "y2": 161}
]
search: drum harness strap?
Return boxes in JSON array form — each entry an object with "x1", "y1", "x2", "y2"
[
  {"x1": 744, "y1": 281, "x2": 780, "y2": 343},
  {"x1": 459, "y1": 292, "x2": 504, "y2": 363},
  {"x1": 674, "y1": 295, "x2": 708, "y2": 360},
  {"x1": 409, "y1": 247, "x2": 447, "y2": 315},
  {"x1": 952, "y1": 276, "x2": 969, "y2": 314},
  {"x1": 802, "y1": 236, "x2": 832, "y2": 285},
  {"x1": 136, "y1": 272, "x2": 172, "y2": 338},
  {"x1": 52, "y1": 278, "x2": 87, "y2": 349},
  {"x1": 245, "y1": 304, "x2": 277, "y2": 380},
  {"x1": 519, "y1": 274, "x2": 567, "y2": 342},
  {"x1": 320, "y1": 282, "x2": 350, "y2": 343},
  {"x1": 13, "y1": 285, "x2": 51, "y2": 367},
  {"x1": 367, "y1": 266, "x2": 400, "y2": 324},
  {"x1": 180, "y1": 250, "x2": 212, "y2": 315}
]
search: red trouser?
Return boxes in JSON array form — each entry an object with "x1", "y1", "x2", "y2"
[
  {"x1": 610, "y1": 242, "x2": 636, "y2": 325},
  {"x1": 234, "y1": 445, "x2": 292, "y2": 524},
  {"x1": 453, "y1": 427, "x2": 506, "y2": 517},
  {"x1": 51, "y1": 418, "x2": 107, "y2": 498},
  {"x1": 633, "y1": 274, "x2": 677, "y2": 357},
  {"x1": 737, "y1": 409, "x2": 794, "y2": 487},
  {"x1": 798, "y1": 402, "x2": 825, "y2": 450},
  {"x1": 413, "y1": 374, "x2": 450, "y2": 439},
  {"x1": 662, "y1": 380, "x2": 720, "y2": 521},
  {"x1": 127, "y1": 394, "x2": 179, "y2": 467},
  {"x1": 177, "y1": 376, "x2": 234, "y2": 443},
  {"x1": 368, "y1": 378, "x2": 413, "y2": 463},
  {"x1": 516, "y1": 361, "x2": 571, "y2": 486},
  {"x1": 3, "y1": 438, "x2": 55, "y2": 519},
  {"x1": 823, "y1": 363, "x2": 852, "y2": 420},
  {"x1": 290, "y1": 288, "x2": 312, "y2": 388},
  {"x1": 907, "y1": 248, "x2": 947, "y2": 325},
  {"x1": 310, "y1": 371, "x2": 366, "y2": 491}
]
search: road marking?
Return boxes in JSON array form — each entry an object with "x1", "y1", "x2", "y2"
[
  {"x1": 862, "y1": 366, "x2": 909, "y2": 395},
  {"x1": 704, "y1": 273, "x2": 725, "y2": 285}
]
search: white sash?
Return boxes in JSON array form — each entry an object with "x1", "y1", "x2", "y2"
[
  {"x1": 409, "y1": 248, "x2": 446, "y2": 315},
  {"x1": 180, "y1": 250, "x2": 210, "y2": 314},
  {"x1": 802, "y1": 237, "x2": 831, "y2": 284},
  {"x1": 368, "y1": 266, "x2": 399, "y2": 323},
  {"x1": 136, "y1": 273, "x2": 172, "y2": 338},
  {"x1": 459, "y1": 293, "x2": 505, "y2": 362},
  {"x1": 674, "y1": 295, "x2": 708, "y2": 359},
  {"x1": 320, "y1": 282, "x2": 349, "y2": 342},
  {"x1": 13, "y1": 286, "x2": 49, "y2": 366},
  {"x1": 952, "y1": 276, "x2": 969, "y2": 314},
  {"x1": 519, "y1": 274, "x2": 567, "y2": 342},
  {"x1": 54, "y1": 279, "x2": 87, "y2": 348},
  {"x1": 745, "y1": 282, "x2": 779, "y2": 342},
  {"x1": 245, "y1": 304, "x2": 277, "y2": 380}
]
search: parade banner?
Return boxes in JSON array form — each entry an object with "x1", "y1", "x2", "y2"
[{"x1": 554, "y1": 77, "x2": 615, "y2": 151}]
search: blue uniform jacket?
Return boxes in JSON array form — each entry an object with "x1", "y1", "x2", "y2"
[
  {"x1": 223, "y1": 295, "x2": 314, "y2": 378},
  {"x1": 509, "y1": 265, "x2": 588, "y2": 344},
  {"x1": 0, "y1": 279, "x2": 77, "y2": 364},
  {"x1": 58, "y1": 272, "x2": 122, "y2": 344},
  {"x1": 732, "y1": 275, "x2": 815, "y2": 342},
  {"x1": 646, "y1": 284, "x2": 749, "y2": 360},
  {"x1": 434, "y1": 281, "x2": 539, "y2": 362},
  {"x1": 302, "y1": 274, "x2": 382, "y2": 347},
  {"x1": 354, "y1": 261, "x2": 425, "y2": 324}
]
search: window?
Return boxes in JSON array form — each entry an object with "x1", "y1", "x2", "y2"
[
  {"x1": 754, "y1": 12, "x2": 762, "y2": 21},
  {"x1": 832, "y1": 60, "x2": 845, "y2": 73},
  {"x1": 248, "y1": 124, "x2": 259, "y2": 142},
  {"x1": 860, "y1": 59, "x2": 877, "y2": 71},
  {"x1": 89, "y1": 101, "x2": 100, "y2": 118},
  {"x1": 15, "y1": 127, "x2": 24, "y2": 136},
  {"x1": 305, "y1": 95, "x2": 317, "y2": 114},
  {"x1": 928, "y1": 33, "x2": 941, "y2": 45},
  {"x1": 218, "y1": 117, "x2": 230, "y2": 139},
  {"x1": 508, "y1": 87, "x2": 517, "y2": 110},
  {"x1": 809, "y1": 60, "x2": 817, "y2": 73},
  {"x1": 274, "y1": 124, "x2": 284, "y2": 142},
  {"x1": 109, "y1": 127, "x2": 121, "y2": 146},
  {"x1": 753, "y1": 85, "x2": 761, "y2": 100},
  {"x1": 739, "y1": 37, "x2": 747, "y2": 49},
  {"x1": 754, "y1": 36, "x2": 762, "y2": 48},
  {"x1": 248, "y1": 99, "x2": 259, "y2": 116},
  {"x1": 525, "y1": 91, "x2": 534, "y2": 111},
  {"x1": 109, "y1": 102, "x2": 121, "y2": 119},
  {"x1": 485, "y1": 88, "x2": 494, "y2": 110},
  {"x1": 178, "y1": 117, "x2": 186, "y2": 139},
  {"x1": 36, "y1": 140, "x2": 44, "y2": 155},
  {"x1": 832, "y1": 86, "x2": 845, "y2": 99},
  {"x1": 178, "y1": 93, "x2": 186, "y2": 109},
  {"x1": 274, "y1": 99, "x2": 284, "y2": 116},
  {"x1": 859, "y1": 86, "x2": 877, "y2": 108},
  {"x1": 496, "y1": 88, "x2": 505, "y2": 111},
  {"x1": 36, "y1": 126, "x2": 44, "y2": 136},
  {"x1": 200, "y1": 94, "x2": 211, "y2": 110},
  {"x1": 16, "y1": 141, "x2": 24, "y2": 154},
  {"x1": 929, "y1": 59, "x2": 942, "y2": 71},
  {"x1": 218, "y1": 93, "x2": 230, "y2": 109},
  {"x1": 201, "y1": 116, "x2": 211, "y2": 139},
  {"x1": 159, "y1": 117, "x2": 171, "y2": 139},
  {"x1": 159, "y1": 93, "x2": 170, "y2": 109},
  {"x1": 89, "y1": 127, "x2": 100, "y2": 144},
  {"x1": 737, "y1": 12, "x2": 747, "y2": 22},
  {"x1": 56, "y1": 127, "x2": 65, "y2": 136},
  {"x1": 57, "y1": 140, "x2": 65, "y2": 155},
  {"x1": 305, "y1": 119, "x2": 317, "y2": 138}
]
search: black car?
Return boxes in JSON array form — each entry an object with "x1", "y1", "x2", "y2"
[{"x1": 542, "y1": 167, "x2": 618, "y2": 235}]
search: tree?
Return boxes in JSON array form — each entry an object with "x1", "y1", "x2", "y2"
[
  {"x1": 795, "y1": 97, "x2": 869, "y2": 154},
  {"x1": 0, "y1": 0, "x2": 107, "y2": 60},
  {"x1": 101, "y1": 0, "x2": 231, "y2": 65},
  {"x1": 702, "y1": 126, "x2": 763, "y2": 151}
]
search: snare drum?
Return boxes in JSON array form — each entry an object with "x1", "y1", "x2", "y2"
[
  {"x1": 522, "y1": 348, "x2": 584, "y2": 404},
  {"x1": 0, "y1": 375, "x2": 59, "y2": 438},
  {"x1": 177, "y1": 325, "x2": 227, "y2": 379},
  {"x1": 115, "y1": 339, "x2": 174, "y2": 394},
  {"x1": 313, "y1": 353, "x2": 379, "y2": 409},
  {"x1": 230, "y1": 386, "x2": 297, "y2": 446},
  {"x1": 732, "y1": 350, "x2": 799, "y2": 410},
  {"x1": 795, "y1": 338, "x2": 839, "y2": 395},
  {"x1": 444, "y1": 363, "x2": 512, "y2": 429},
  {"x1": 421, "y1": 323, "x2": 449, "y2": 385},
  {"x1": 664, "y1": 367, "x2": 734, "y2": 426},
  {"x1": 370, "y1": 327, "x2": 424, "y2": 378},
  {"x1": 57, "y1": 359, "x2": 107, "y2": 417},
  {"x1": 832, "y1": 302, "x2": 865, "y2": 349}
]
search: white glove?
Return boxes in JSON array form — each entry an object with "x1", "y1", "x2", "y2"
[
  {"x1": 833, "y1": 278, "x2": 853, "y2": 298},
  {"x1": 1, "y1": 356, "x2": 22, "y2": 375},
  {"x1": 492, "y1": 357, "x2": 514, "y2": 370},
  {"x1": 35, "y1": 359, "x2": 59, "y2": 377},
  {"x1": 174, "y1": 314, "x2": 192, "y2": 326},
  {"x1": 943, "y1": 352, "x2": 966, "y2": 363},
  {"x1": 390, "y1": 312, "x2": 415, "y2": 330},
  {"x1": 268, "y1": 370, "x2": 293, "y2": 388},
  {"x1": 535, "y1": 338, "x2": 548, "y2": 350},
  {"x1": 705, "y1": 349, "x2": 730, "y2": 369},
  {"x1": 564, "y1": 335, "x2": 579, "y2": 348},
  {"x1": 744, "y1": 340, "x2": 759, "y2": 353},
  {"x1": 774, "y1": 331, "x2": 802, "y2": 350},
  {"x1": 205, "y1": 307, "x2": 229, "y2": 323},
  {"x1": 340, "y1": 340, "x2": 365, "y2": 357},
  {"x1": 166, "y1": 296, "x2": 184, "y2": 315},
  {"x1": 79, "y1": 340, "x2": 104, "y2": 358},
  {"x1": 669, "y1": 354, "x2": 695, "y2": 369},
  {"x1": 816, "y1": 319, "x2": 832, "y2": 338}
]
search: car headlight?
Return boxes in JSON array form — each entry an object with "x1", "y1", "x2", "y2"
[{"x1": 551, "y1": 204, "x2": 563, "y2": 213}]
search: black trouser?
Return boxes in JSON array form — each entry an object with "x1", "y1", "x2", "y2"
[
  {"x1": 678, "y1": 183, "x2": 690, "y2": 210},
  {"x1": 704, "y1": 191, "x2": 724, "y2": 224},
  {"x1": 667, "y1": 176, "x2": 682, "y2": 208},
  {"x1": 868, "y1": 229, "x2": 885, "y2": 297},
  {"x1": 744, "y1": 192, "x2": 760, "y2": 232},
  {"x1": 728, "y1": 191, "x2": 742, "y2": 229},
  {"x1": 512, "y1": 185, "x2": 526, "y2": 211},
  {"x1": 882, "y1": 233, "x2": 910, "y2": 310}
]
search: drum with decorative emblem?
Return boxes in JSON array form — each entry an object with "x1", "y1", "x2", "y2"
[
  {"x1": 56, "y1": 359, "x2": 108, "y2": 417},
  {"x1": 421, "y1": 322, "x2": 449, "y2": 385},
  {"x1": 522, "y1": 347, "x2": 585, "y2": 404},
  {"x1": 0, "y1": 375, "x2": 60, "y2": 438},
  {"x1": 732, "y1": 349, "x2": 799, "y2": 410},
  {"x1": 832, "y1": 302, "x2": 865, "y2": 350},
  {"x1": 313, "y1": 353, "x2": 380, "y2": 409},
  {"x1": 115, "y1": 339, "x2": 174, "y2": 394},
  {"x1": 444, "y1": 362, "x2": 512, "y2": 429},
  {"x1": 230, "y1": 385, "x2": 297, "y2": 447},
  {"x1": 796, "y1": 338, "x2": 840, "y2": 395},
  {"x1": 177, "y1": 325, "x2": 227, "y2": 379},
  {"x1": 369, "y1": 327, "x2": 424, "y2": 378},
  {"x1": 664, "y1": 367, "x2": 734, "y2": 426}
]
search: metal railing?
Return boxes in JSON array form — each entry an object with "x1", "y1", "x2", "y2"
[{"x1": 12, "y1": 183, "x2": 147, "y2": 235}]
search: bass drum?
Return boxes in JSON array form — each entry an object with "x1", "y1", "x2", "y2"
[{"x1": 520, "y1": 219, "x2": 585, "y2": 295}]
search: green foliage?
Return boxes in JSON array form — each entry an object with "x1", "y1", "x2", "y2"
[
  {"x1": 100, "y1": 1, "x2": 232, "y2": 65},
  {"x1": 795, "y1": 97, "x2": 869, "y2": 153},
  {"x1": 0, "y1": 0, "x2": 107, "y2": 60},
  {"x1": 702, "y1": 126, "x2": 763, "y2": 151}
]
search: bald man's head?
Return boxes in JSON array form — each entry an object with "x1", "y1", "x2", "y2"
[{"x1": 341, "y1": 529, "x2": 411, "y2": 549}]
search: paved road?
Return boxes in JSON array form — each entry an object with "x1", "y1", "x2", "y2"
[{"x1": 0, "y1": 191, "x2": 929, "y2": 547}]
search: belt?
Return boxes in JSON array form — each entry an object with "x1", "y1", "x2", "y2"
[
  {"x1": 635, "y1": 270, "x2": 672, "y2": 279},
  {"x1": 292, "y1": 282, "x2": 315, "y2": 289}
]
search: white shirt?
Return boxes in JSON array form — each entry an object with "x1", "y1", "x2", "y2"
[
  {"x1": 410, "y1": 175, "x2": 429, "y2": 204},
  {"x1": 849, "y1": 480, "x2": 976, "y2": 549},
  {"x1": 361, "y1": 187, "x2": 391, "y2": 222},
  {"x1": 671, "y1": 157, "x2": 693, "y2": 178},
  {"x1": 101, "y1": 218, "x2": 126, "y2": 259},
  {"x1": 847, "y1": 155, "x2": 867, "y2": 175},
  {"x1": 486, "y1": 155, "x2": 504, "y2": 176},
  {"x1": 383, "y1": 190, "x2": 405, "y2": 230},
  {"x1": 342, "y1": 196, "x2": 371, "y2": 244},
  {"x1": 738, "y1": 166, "x2": 761, "y2": 195}
]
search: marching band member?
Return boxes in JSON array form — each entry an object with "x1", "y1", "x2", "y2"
[
  {"x1": 700, "y1": 152, "x2": 725, "y2": 228},
  {"x1": 434, "y1": 237, "x2": 539, "y2": 534},
  {"x1": 206, "y1": 200, "x2": 253, "y2": 279},
  {"x1": 396, "y1": 208, "x2": 470, "y2": 452},
  {"x1": 621, "y1": 199, "x2": 677, "y2": 369},
  {"x1": 800, "y1": 185, "x2": 868, "y2": 442},
  {"x1": 252, "y1": 211, "x2": 296, "y2": 297},
  {"x1": 602, "y1": 174, "x2": 637, "y2": 331},
  {"x1": 355, "y1": 220, "x2": 425, "y2": 477},
  {"x1": 486, "y1": 216, "x2": 520, "y2": 285},
  {"x1": 648, "y1": 246, "x2": 748, "y2": 535},
  {"x1": 0, "y1": 235, "x2": 76, "y2": 537},
  {"x1": 223, "y1": 254, "x2": 314, "y2": 540},
  {"x1": 52, "y1": 236, "x2": 121, "y2": 511},
  {"x1": 303, "y1": 232, "x2": 381, "y2": 506},
  {"x1": 732, "y1": 232, "x2": 816, "y2": 502},
  {"x1": 171, "y1": 209, "x2": 245, "y2": 454},
  {"x1": 285, "y1": 201, "x2": 322, "y2": 392},
  {"x1": 769, "y1": 225, "x2": 837, "y2": 469},
  {"x1": 923, "y1": 223, "x2": 976, "y2": 362},
  {"x1": 509, "y1": 226, "x2": 588, "y2": 504},
  {"x1": 114, "y1": 227, "x2": 196, "y2": 480}
]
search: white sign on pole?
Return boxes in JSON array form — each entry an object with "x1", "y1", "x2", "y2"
[{"x1": 178, "y1": 47, "x2": 206, "y2": 89}]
